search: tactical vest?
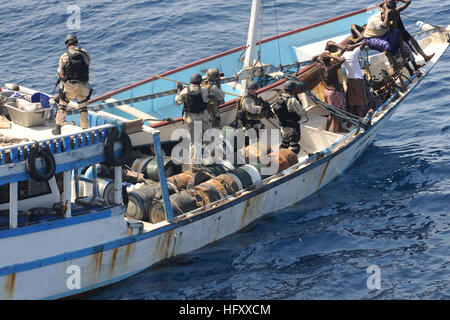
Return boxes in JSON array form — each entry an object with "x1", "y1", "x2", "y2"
[
  {"x1": 242, "y1": 94, "x2": 263, "y2": 121},
  {"x1": 272, "y1": 96, "x2": 301, "y2": 127},
  {"x1": 63, "y1": 48, "x2": 89, "y2": 82},
  {"x1": 184, "y1": 87, "x2": 207, "y2": 114}
]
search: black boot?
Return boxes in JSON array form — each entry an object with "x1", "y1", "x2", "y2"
[{"x1": 52, "y1": 125, "x2": 61, "y2": 135}]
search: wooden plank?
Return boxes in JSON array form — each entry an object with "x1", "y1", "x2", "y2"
[{"x1": 105, "y1": 98, "x2": 157, "y2": 121}]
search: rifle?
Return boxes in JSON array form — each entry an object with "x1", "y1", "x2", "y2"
[{"x1": 51, "y1": 76, "x2": 62, "y2": 95}]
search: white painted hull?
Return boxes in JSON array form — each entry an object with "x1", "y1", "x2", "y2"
[{"x1": 0, "y1": 97, "x2": 387, "y2": 299}]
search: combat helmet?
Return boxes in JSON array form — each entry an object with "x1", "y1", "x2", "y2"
[
  {"x1": 246, "y1": 80, "x2": 258, "y2": 90},
  {"x1": 206, "y1": 68, "x2": 220, "y2": 81},
  {"x1": 190, "y1": 73, "x2": 203, "y2": 85},
  {"x1": 65, "y1": 34, "x2": 78, "y2": 46},
  {"x1": 283, "y1": 80, "x2": 297, "y2": 93}
]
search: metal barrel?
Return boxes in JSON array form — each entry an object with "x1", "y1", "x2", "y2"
[
  {"x1": 126, "y1": 184, "x2": 158, "y2": 221},
  {"x1": 246, "y1": 163, "x2": 270, "y2": 179},
  {"x1": 240, "y1": 164, "x2": 262, "y2": 186},
  {"x1": 230, "y1": 167, "x2": 254, "y2": 189},
  {"x1": 97, "y1": 178, "x2": 115, "y2": 205},
  {"x1": 167, "y1": 171, "x2": 195, "y2": 189},
  {"x1": 278, "y1": 148, "x2": 299, "y2": 167},
  {"x1": 131, "y1": 157, "x2": 153, "y2": 175},
  {"x1": 144, "y1": 156, "x2": 178, "y2": 182},
  {"x1": 215, "y1": 174, "x2": 241, "y2": 194},
  {"x1": 149, "y1": 191, "x2": 198, "y2": 223},
  {"x1": 199, "y1": 178, "x2": 229, "y2": 198},
  {"x1": 244, "y1": 143, "x2": 272, "y2": 164}
]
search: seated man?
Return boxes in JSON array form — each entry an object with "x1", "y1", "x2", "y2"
[{"x1": 363, "y1": 4, "x2": 409, "y2": 72}]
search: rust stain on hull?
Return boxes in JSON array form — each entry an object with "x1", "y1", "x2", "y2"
[
  {"x1": 109, "y1": 247, "x2": 119, "y2": 276},
  {"x1": 4, "y1": 273, "x2": 16, "y2": 300},
  {"x1": 123, "y1": 242, "x2": 136, "y2": 270},
  {"x1": 240, "y1": 193, "x2": 265, "y2": 228},
  {"x1": 317, "y1": 160, "x2": 331, "y2": 189},
  {"x1": 152, "y1": 229, "x2": 176, "y2": 261},
  {"x1": 241, "y1": 199, "x2": 251, "y2": 228},
  {"x1": 92, "y1": 252, "x2": 103, "y2": 277}
]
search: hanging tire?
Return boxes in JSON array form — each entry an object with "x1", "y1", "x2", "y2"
[
  {"x1": 104, "y1": 127, "x2": 132, "y2": 166},
  {"x1": 25, "y1": 147, "x2": 56, "y2": 182}
]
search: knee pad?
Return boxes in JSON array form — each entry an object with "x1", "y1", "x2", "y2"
[
  {"x1": 290, "y1": 143, "x2": 301, "y2": 154},
  {"x1": 59, "y1": 88, "x2": 70, "y2": 104}
]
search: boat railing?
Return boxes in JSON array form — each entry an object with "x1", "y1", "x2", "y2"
[
  {"x1": 0, "y1": 121, "x2": 176, "y2": 230},
  {"x1": 0, "y1": 124, "x2": 124, "y2": 229}
]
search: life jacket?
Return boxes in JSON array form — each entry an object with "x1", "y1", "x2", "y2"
[
  {"x1": 63, "y1": 48, "x2": 89, "y2": 82},
  {"x1": 184, "y1": 87, "x2": 207, "y2": 114},
  {"x1": 272, "y1": 95, "x2": 301, "y2": 127}
]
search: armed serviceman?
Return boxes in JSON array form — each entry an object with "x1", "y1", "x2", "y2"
[
  {"x1": 236, "y1": 80, "x2": 269, "y2": 137},
  {"x1": 52, "y1": 34, "x2": 92, "y2": 135},
  {"x1": 175, "y1": 73, "x2": 210, "y2": 170},
  {"x1": 270, "y1": 80, "x2": 307, "y2": 154},
  {"x1": 202, "y1": 68, "x2": 225, "y2": 128}
]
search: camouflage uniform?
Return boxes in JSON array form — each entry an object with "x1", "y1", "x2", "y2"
[
  {"x1": 56, "y1": 46, "x2": 91, "y2": 129},
  {"x1": 241, "y1": 94, "x2": 264, "y2": 132},
  {"x1": 175, "y1": 84, "x2": 211, "y2": 168},
  {"x1": 202, "y1": 81, "x2": 225, "y2": 128},
  {"x1": 272, "y1": 93, "x2": 307, "y2": 154}
]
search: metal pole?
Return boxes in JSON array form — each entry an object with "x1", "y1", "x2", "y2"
[
  {"x1": 114, "y1": 166, "x2": 122, "y2": 205},
  {"x1": 92, "y1": 164, "x2": 99, "y2": 198},
  {"x1": 74, "y1": 168, "x2": 80, "y2": 199},
  {"x1": 9, "y1": 182, "x2": 18, "y2": 229},
  {"x1": 63, "y1": 170, "x2": 72, "y2": 218},
  {"x1": 153, "y1": 132, "x2": 174, "y2": 221}
]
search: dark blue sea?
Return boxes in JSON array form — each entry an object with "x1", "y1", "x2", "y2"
[{"x1": 1, "y1": 0, "x2": 449, "y2": 300}]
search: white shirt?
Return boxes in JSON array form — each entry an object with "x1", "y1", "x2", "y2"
[
  {"x1": 364, "y1": 11, "x2": 387, "y2": 38},
  {"x1": 342, "y1": 47, "x2": 363, "y2": 80}
]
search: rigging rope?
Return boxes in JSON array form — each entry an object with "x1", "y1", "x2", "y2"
[
  {"x1": 279, "y1": 74, "x2": 371, "y2": 129},
  {"x1": 272, "y1": 0, "x2": 282, "y2": 67}
]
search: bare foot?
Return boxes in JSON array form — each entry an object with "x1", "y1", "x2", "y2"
[{"x1": 424, "y1": 52, "x2": 435, "y2": 62}]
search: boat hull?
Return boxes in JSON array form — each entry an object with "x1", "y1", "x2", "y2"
[{"x1": 0, "y1": 99, "x2": 386, "y2": 299}]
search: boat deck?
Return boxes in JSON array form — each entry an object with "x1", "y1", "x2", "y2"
[{"x1": 0, "y1": 119, "x2": 85, "y2": 147}]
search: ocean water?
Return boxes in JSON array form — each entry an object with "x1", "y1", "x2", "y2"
[{"x1": 1, "y1": 0, "x2": 449, "y2": 300}]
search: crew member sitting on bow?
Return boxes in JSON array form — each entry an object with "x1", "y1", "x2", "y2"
[
  {"x1": 271, "y1": 80, "x2": 307, "y2": 154},
  {"x1": 202, "y1": 68, "x2": 225, "y2": 128},
  {"x1": 53, "y1": 34, "x2": 92, "y2": 135},
  {"x1": 175, "y1": 73, "x2": 210, "y2": 170},
  {"x1": 236, "y1": 80, "x2": 269, "y2": 137}
]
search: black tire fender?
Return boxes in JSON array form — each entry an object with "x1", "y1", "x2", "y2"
[
  {"x1": 104, "y1": 127, "x2": 132, "y2": 166},
  {"x1": 25, "y1": 147, "x2": 56, "y2": 182}
]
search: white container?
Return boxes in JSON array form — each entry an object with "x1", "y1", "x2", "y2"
[
  {"x1": 416, "y1": 21, "x2": 435, "y2": 32},
  {"x1": 5, "y1": 103, "x2": 50, "y2": 127}
]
